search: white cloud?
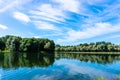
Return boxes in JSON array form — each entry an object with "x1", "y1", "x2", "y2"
[
  {"x1": 13, "y1": 11, "x2": 30, "y2": 23},
  {"x1": 0, "y1": 0, "x2": 120, "y2": 45},
  {"x1": 29, "y1": 4, "x2": 66, "y2": 31},
  {"x1": 0, "y1": 0, "x2": 2, "y2": 4},
  {"x1": 33, "y1": 36, "x2": 41, "y2": 38},
  {"x1": 33, "y1": 21, "x2": 60, "y2": 31},
  {"x1": 0, "y1": 24, "x2": 8, "y2": 30},
  {"x1": 53, "y1": 0, "x2": 80, "y2": 13},
  {"x1": 57, "y1": 23, "x2": 120, "y2": 42},
  {"x1": 30, "y1": 4, "x2": 66, "y2": 23},
  {"x1": 0, "y1": 0, "x2": 31, "y2": 13}
]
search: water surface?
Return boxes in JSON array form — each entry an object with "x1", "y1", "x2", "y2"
[{"x1": 0, "y1": 52, "x2": 120, "y2": 80}]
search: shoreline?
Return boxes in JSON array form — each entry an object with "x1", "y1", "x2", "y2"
[{"x1": 55, "y1": 51, "x2": 120, "y2": 54}]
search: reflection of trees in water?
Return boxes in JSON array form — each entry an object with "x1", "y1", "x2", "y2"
[
  {"x1": 0, "y1": 52, "x2": 120, "y2": 69},
  {"x1": 55, "y1": 52, "x2": 120, "y2": 64},
  {"x1": 0, "y1": 52, "x2": 54, "y2": 69}
]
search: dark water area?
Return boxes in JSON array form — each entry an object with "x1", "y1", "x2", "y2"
[{"x1": 0, "y1": 52, "x2": 120, "y2": 80}]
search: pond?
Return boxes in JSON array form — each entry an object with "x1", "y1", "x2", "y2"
[{"x1": 0, "y1": 52, "x2": 120, "y2": 80}]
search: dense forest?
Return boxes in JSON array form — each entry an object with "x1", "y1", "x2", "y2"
[
  {"x1": 55, "y1": 42, "x2": 120, "y2": 52},
  {"x1": 1, "y1": 35, "x2": 120, "y2": 52},
  {"x1": 0, "y1": 35, "x2": 55, "y2": 52}
]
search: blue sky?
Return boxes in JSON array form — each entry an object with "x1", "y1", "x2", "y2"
[{"x1": 0, "y1": 0, "x2": 120, "y2": 45}]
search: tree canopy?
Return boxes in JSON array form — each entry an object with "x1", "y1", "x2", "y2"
[
  {"x1": 0, "y1": 35, "x2": 120, "y2": 52},
  {"x1": 55, "y1": 41, "x2": 120, "y2": 52},
  {"x1": 0, "y1": 35, "x2": 55, "y2": 52}
]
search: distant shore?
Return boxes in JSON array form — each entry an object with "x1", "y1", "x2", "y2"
[{"x1": 55, "y1": 51, "x2": 120, "y2": 54}]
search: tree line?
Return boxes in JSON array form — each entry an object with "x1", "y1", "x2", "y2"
[
  {"x1": 55, "y1": 41, "x2": 120, "y2": 52},
  {"x1": 0, "y1": 35, "x2": 55, "y2": 52},
  {"x1": 1, "y1": 35, "x2": 120, "y2": 52}
]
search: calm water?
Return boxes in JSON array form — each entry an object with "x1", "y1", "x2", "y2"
[{"x1": 0, "y1": 52, "x2": 120, "y2": 80}]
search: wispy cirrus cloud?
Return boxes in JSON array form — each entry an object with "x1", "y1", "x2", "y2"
[
  {"x1": 29, "y1": 3, "x2": 66, "y2": 31},
  {"x1": 27, "y1": 0, "x2": 120, "y2": 43},
  {"x1": 0, "y1": 0, "x2": 32, "y2": 13},
  {"x1": 0, "y1": 24, "x2": 8, "y2": 30},
  {"x1": 0, "y1": 0, "x2": 120, "y2": 44},
  {"x1": 13, "y1": 11, "x2": 30, "y2": 23},
  {"x1": 29, "y1": 4, "x2": 66, "y2": 23},
  {"x1": 54, "y1": 0, "x2": 120, "y2": 44},
  {"x1": 57, "y1": 22, "x2": 120, "y2": 43},
  {"x1": 53, "y1": 0, "x2": 80, "y2": 13},
  {"x1": 28, "y1": 0, "x2": 81, "y2": 31},
  {"x1": 33, "y1": 21, "x2": 60, "y2": 31}
]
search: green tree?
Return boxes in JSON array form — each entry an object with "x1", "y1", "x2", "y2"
[
  {"x1": 55, "y1": 41, "x2": 119, "y2": 52},
  {"x1": 44, "y1": 42, "x2": 52, "y2": 51},
  {"x1": 5, "y1": 36, "x2": 21, "y2": 51},
  {"x1": 0, "y1": 38, "x2": 5, "y2": 50}
]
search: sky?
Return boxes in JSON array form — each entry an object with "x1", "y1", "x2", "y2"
[{"x1": 0, "y1": 0, "x2": 120, "y2": 45}]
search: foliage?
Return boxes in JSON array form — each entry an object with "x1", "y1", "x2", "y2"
[
  {"x1": 0, "y1": 35, "x2": 55, "y2": 52},
  {"x1": 0, "y1": 38, "x2": 5, "y2": 50},
  {"x1": 1, "y1": 35, "x2": 120, "y2": 52},
  {"x1": 6, "y1": 36, "x2": 21, "y2": 51},
  {"x1": 55, "y1": 41, "x2": 120, "y2": 52}
]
